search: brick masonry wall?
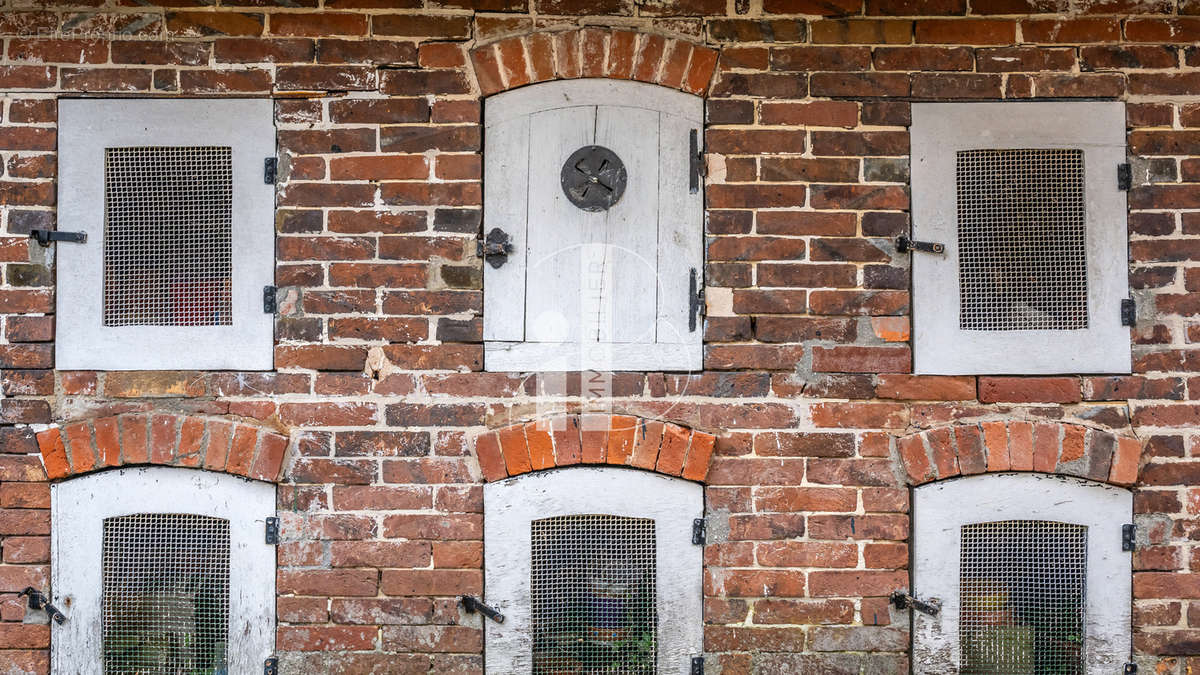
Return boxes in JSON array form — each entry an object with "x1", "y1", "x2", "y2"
[{"x1": 0, "y1": 2, "x2": 1197, "y2": 673}]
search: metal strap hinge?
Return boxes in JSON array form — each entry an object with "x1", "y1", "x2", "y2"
[
  {"x1": 265, "y1": 517, "x2": 280, "y2": 545},
  {"x1": 688, "y1": 268, "x2": 704, "y2": 333},
  {"x1": 29, "y1": 230, "x2": 86, "y2": 247},
  {"x1": 692, "y1": 518, "x2": 706, "y2": 545},
  {"x1": 264, "y1": 657, "x2": 278, "y2": 675},
  {"x1": 1121, "y1": 298, "x2": 1136, "y2": 327},
  {"x1": 1123, "y1": 523, "x2": 1136, "y2": 552},
  {"x1": 1124, "y1": 663, "x2": 1138, "y2": 674},
  {"x1": 689, "y1": 129, "x2": 704, "y2": 194},
  {"x1": 264, "y1": 157, "x2": 278, "y2": 184},
  {"x1": 263, "y1": 286, "x2": 277, "y2": 314},
  {"x1": 1117, "y1": 163, "x2": 1131, "y2": 191},
  {"x1": 691, "y1": 656, "x2": 704, "y2": 674}
]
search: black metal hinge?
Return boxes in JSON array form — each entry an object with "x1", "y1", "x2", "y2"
[
  {"x1": 1117, "y1": 163, "x2": 1132, "y2": 191},
  {"x1": 1124, "y1": 663, "x2": 1138, "y2": 674},
  {"x1": 688, "y1": 268, "x2": 704, "y2": 333},
  {"x1": 29, "y1": 229, "x2": 86, "y2": 247},
  {"x1": 692, "y1": 518, "x2": 706, "y2": 545},
  {"x1": 264, "y1": 657, "x2": 278, "y2": 675},
  {"x1": 689, "y1": 129, "x2": 703, "y2": 194},
  {"x1": 1121, "y1": 298, "x2": 1136, "y2": 327},
  {"x1": 691, "y1": 656, "x2": 704, "y2": 674},
  {"x1": 264, "y1": 157, "x2": 278, "y2": 184},
  {"x1": 263, "y1": 286, "x2": 277, "y2": 314},
  {"x1": 896, "y1": 235, "x2": 944, "y2": 255},
  {"x1": 1123, "y1": 523, "x2": 1136, "y2": 552},
  {"x1": 265, "y1": 517, "x2": 280, "y2": 545}
]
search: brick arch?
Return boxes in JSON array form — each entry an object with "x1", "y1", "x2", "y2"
[
  {"x1": 475, "y1": 414, "x2": 716, "y2": 483},
  {"x1": 898, "y1": 421, "x2": 1143, "y2": 488},
  {"x1": 35, "y1": 413, "x2": 289, "y2": 482},
  {"x1": 470, "y1": 28, "x2": 720, "y2": 97}
]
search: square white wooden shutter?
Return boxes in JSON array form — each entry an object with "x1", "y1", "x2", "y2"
[
  {"x1": 52, "y1": 467, "x2": 276, "y2": 674},
  {"x1": 57, "y1": 99, "x2": 276, "y2": 370},
  {"x1": 910, "y1": 102, "x2": 1130, "y2": 375},
  {"x1": 483, "y1": 468, "x2": 704, "y2": 673},
  {"x1": 482, "y1": 80, "x2": 704, "y2": 372},
  {"x1": 913, "y1": 474, "x2": 1132, "y2": 674}
]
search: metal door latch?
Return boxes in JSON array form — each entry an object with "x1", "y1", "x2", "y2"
[
  {"x1": 461, "y1": 596, "x2": 505, "y2": 623},
  {"x1": 29, "y1": 230, "x2": 86, "y2": 247},
  {"x1": 896, "y1": 235, "x2": 944, "y2": 255},
  {"x1": 19, "y1": 587, "x2": 66, "y2": 624},
  {"x1": 476, "y1": 228, "x2": 514, "y2": 269},
  {"x1": 890, "y1": 590, "x2": 941, "y2": 616}
]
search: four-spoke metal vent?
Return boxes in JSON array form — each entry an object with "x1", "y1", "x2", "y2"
[
  {"x1": 956, "y1": 148, "x2": 1088, "y2": 331},
  {"x1": 104, "y1": 146, "x2": 234, "y2": 327},
  {"x1": 959, "y1": 519, "x2": 1087, "y2": 675},
  {"x1": 102, "y1": 513, "x2": 231, "y2": 675},
  {"x1": 531, "y1": 514, "x2": 657, "y2": 674},
  {"x1": 561, "y1": 145, "x2": 627, "y2": 212}
]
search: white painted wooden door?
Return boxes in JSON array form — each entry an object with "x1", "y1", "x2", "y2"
[
  {"x1": 57, "y1": 99, "x2": 276, "y2": 371},
  {"x1": 483, "y1": 467, "x2": 704, "y2": 673},
  {"x1": 483, "y1": 79, "x2": 704, "y2": 372},
  {"x1": 913, "y1": 474, "x2": 1132, "y2": 674},
  {"x1": 52, "y1": 467, "x2": 276, "y2": 674},
  {"x1": 910, "y1": 102, "x2": 1129, "y2": 375}
]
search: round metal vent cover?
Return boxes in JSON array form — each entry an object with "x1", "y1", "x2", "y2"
[{"x1": 560, "y1": 145, "x2": 627, "y2": 212}]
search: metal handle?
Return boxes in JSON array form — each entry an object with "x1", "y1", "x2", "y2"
[
  {"x1": 477, "y1": 228, "x2": 514, "y2": 269},
  {"x1": 29, "y1": 230, "x2": 86, "y2": 247},
  {"x1": 461, "y1": 596, "x2": 505, "y2": 623},
  {"x1": 890, "y1": 590, "x2": 940, "y2": 617},
  {"x1": 896, "y1": 235, "x2": 944, "y2": 255},
  {"x1": 19, "y1": 587, "x2": 66, "y2": 624}
]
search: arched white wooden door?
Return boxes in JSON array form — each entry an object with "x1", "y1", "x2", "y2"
[
  {"x1": 482, "y1": 79, "x2": 704, "y2": 372},
  {"x1": 913, "y1": 473, "x2": 1132, "y2": 674}
]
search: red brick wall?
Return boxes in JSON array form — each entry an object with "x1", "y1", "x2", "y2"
[{"x1": 0, "y1": 3, "x2": 1197, "y2": 673}]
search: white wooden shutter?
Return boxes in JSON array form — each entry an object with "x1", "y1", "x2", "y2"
[
  {"x1": 913, "y1": 474, "x2": 1132, "y2": 674},
  {"x1": 483, "y1": 467, "x2": 704, "y2": 673},
  {"x1": 57, "y1": 99, "x2": 275, "y2": 370},
  {"x1": 52, "y1": 467, "x2": 276, "y2": 674},
  {"x1": 483, "y1": 80, "x2": 703, "y2": 372},
  {"x1": 911, "y1": 102, "x2": 1129, "y2": 375}
]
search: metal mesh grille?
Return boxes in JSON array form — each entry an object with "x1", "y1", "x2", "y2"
[
  {"x1": 102, "y1": 513, "x2": 231, "y2": 674},
  {"x1": 531, "y1": 515, "x2": 657, "y2": 674},
  {"x1": 959, "y1": 520, "x2": 1087, "y2": 675},
  {"x1": 104, "y1": 146, "x2": 234, "y2": 327},
  {"x1": 956, "y1": 148, "x2": 1088, "y2": 331}
]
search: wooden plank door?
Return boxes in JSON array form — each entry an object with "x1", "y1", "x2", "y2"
[{"x1": 483, "y1": 79, "x2": 703, "y2": 372}]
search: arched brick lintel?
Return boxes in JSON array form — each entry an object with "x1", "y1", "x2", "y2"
[
  {"x1": 476, "y1": 414, "x2": 717, "y2": 484},
  {"x1": 35, "y1": 413, "x2": 289, "y2": 483},
  {"x1": 898, "y1": 421, "x2": 1143, "y2": 488},
  {"x1": 470, "y1": 28, "x2": 720, "y2": 97}
]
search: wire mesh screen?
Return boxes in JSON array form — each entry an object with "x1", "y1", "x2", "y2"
[
  {"x1": 956, "y1": 148, "x2": 1088, "y2": 331},
  {"x1": 530, "y1": 514, "x2": 657, "y2": 674},
  {"x1": 102, "y1": 513, "x2": 231, "y2": 674},
  {"x1": 104, "y1": 146, "x2": 234, "y2": 327},
  {"x1": 959, "y1": 520, "x2": 1088, "y2": 675}
]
